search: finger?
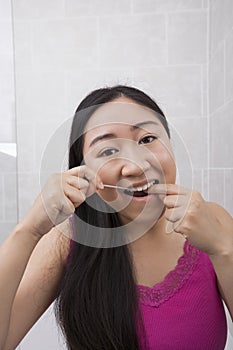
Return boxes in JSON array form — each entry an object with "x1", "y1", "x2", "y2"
[
  {"x1": 66, "y1": 175, "x2": 89, "y2": 190},
  {"x1": 149, "y1": 183, "x2": 187, "y2": 195},
  {"x1": 61, "y1": 197, "x2": 75, "y2": 215},
  {"x1": 66, "y1": 175, "x2": 99, "y2": 198},
  {"x1": 68, "y1": 165, "x2": 103, "y2": 189},
  {"x1": 164, "y1": 207, "x2": 184, "y2": 223},
  {"x1": 165, "y1": 220, "x2": 184, "y2": 235},
  {"x1": 64, "y1": 184, "x2": 86, "y2": 207},
  {"x1": 163, "y1": 195, "x2": 184, "y2": 208}
]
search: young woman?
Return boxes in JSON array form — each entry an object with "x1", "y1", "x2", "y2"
[{"x1": 0, "y1": 85, "x2": 232, "y2": 350}]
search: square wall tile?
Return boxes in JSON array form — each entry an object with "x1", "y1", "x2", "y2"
[
  {"x1": 66, "y1": 69, "x2": 134, "y2": 114},
  {"x1": 0, "y1": 53, "x2": 14, "y2": 74},
  {"x1": 169, "y1": 117, "x2": 208, "y2": 169},
  {"x1": 13, "y1": 20, "x2": 33, "y2": 72},
  {"x1": 209, "y1": 0, "x2": 225, "y2": 54},
  {"x1": 65, "y1": 0, "x2": 131, "y2": 16},
  {"x1": 225, "y1": 28, "x2": 233, "y2": 102},
  {"x1": 133, "y1": 66, "x2": 202, "y2": 118},
  {"x1": 202, "y1": 0, "x2": 209, "y2": 8},
  {"x1": 4, "y1": 172, "x2": 17, "y2": 221},
  {"x1": 15, "y1": 72, "x2": 66, "y2": 123},
  {"x1": 210, "y1": 101, "x2": 233, "y2": 168},
  {"x1": 0, "y1": 73, "x2": 15, "y2": 124},
  {"x1": 202, "y1": 64, "x2": 208, "y2": 93},
  {"x1": 208, "y1": 169, "x2": 225, "y2": 206},
  {"x1": 0, "y1": 0, "x2": 12, "y2": 20},
  {"x1": 203, "y1": 168, "x2": 209, "y2": 200},
  {"x1": 0, "y1": 120, "x2": 16, "y2": 143},
  {"x1": 0, "y1": 152, "x2": 17, "y2": 173},
  {"x1": 209, "y1": 47, "x2": 224, "y2": 113},
  {"x1": 224, "y1": 169, "x2": 233, "y2": 216},
  {"x1": 17, "y1": 122, "x2": 36, "y2": 173},
  {"x1": 176, "y1": 168, "x2": 203, "y2": 195},
  {"x1": 223, "y1": 0, "x2": 233, "y2": 38},
  {"x1": 132, "y1": 0, "x2": 203, "y2": 13},
  {"x1": 35, "y1": 119, "x2": 72, "y2": 177},
  {"x1": 0, "y1": 20, "x2": 13, "y2": 54},
  {"x1": 168, "y1": 11, "x2": 207, "y2": 64},
  {"x1": 0, "y1": 222, "x2": 17, "y2": 244},
  {"x1": 12, "y1": 0, "x2": 64, "y2": 20},
  {"x1": 32, "y1": 18, "x2": 99, "y2": 71},
  {"x1": 99, "y1": 14, "x2": 166, "y2": 67},
  {"x1": 210, "y1": 0, "x2": 233, "y2": 55},
  {"x1": 18, "y1": 172, "x2": 40, "y2": 219}
]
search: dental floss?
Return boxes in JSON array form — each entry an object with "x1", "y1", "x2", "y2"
[
  {"x1": 103, "y1": 184, "x2": 128, "y2": 190},
  {"x1": 103, "y1": 179, "x2": 159, "y2": 191}
]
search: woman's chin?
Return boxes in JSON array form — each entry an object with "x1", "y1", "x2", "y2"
[{"x1": 118, "y1": 204, "x2": 165, "y2": 227}]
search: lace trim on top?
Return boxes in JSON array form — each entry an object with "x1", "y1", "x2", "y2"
[{"x1": 137, "y1": 240, "x2": 201, "y2": 307}]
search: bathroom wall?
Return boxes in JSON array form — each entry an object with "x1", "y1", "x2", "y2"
[
  {"x1": 12, "y1": 0, "x2": 208, "y2": 348},
  {"x1": 0, "y1": 0, "x2": 17, "y2": 244},
  {"x1": 208, "y1": 0, "x2": 233, "y2": 347},
  {"x1": 12, "y1": 0, "x2": 209, "y2": 228},
  {"x1": 1, "y1": 0, "x2": 231, "y2": 348},
  {"x1": 208, "y1": 0, "x2": 233, "y2": 214}
]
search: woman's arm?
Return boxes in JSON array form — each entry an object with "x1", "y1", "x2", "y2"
[
  {"x1": 0, "y1": 166, "x2": 102, "y2": 348},
  {"x1": 0, "y1": 223, "x2": 41, "y2": 347},
  {"x1": 1, "y1": 224, "x2": 70, "y2": 350},
  {"x1": 207, "y1": 202, "x2": 233, "y2": 321},
  {"x1": 153, "y1": 184, "x2": 233, "y2": 320}
]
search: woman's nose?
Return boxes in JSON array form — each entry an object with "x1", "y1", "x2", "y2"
[{"x1": 120, "y1": 151, "x2": 150, "y2": 177}]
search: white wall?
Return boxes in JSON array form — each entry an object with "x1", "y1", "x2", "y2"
[
  {"x1": 0, "y1": 0, "x2": 17, "y2": 243},
  {"x1": 208, "y1": 0, "x2": 233, "y2": 347},
  {"x1": 0, "y1": 0, "x2": 231, "y2": 348},
  {"x1": 12, "y1": 0, "x2": 210, "y2": 221}
]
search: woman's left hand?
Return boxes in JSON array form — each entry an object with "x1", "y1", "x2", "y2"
[{"x1": 152, "y1": 184, "x2": 233, "y2": 256}]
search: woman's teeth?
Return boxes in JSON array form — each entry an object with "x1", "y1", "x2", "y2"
[{"x1": 125, "y1": 179, "x2": 159, "y2": 196}]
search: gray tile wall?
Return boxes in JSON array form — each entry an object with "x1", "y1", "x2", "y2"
[
  {"x1": 209, "y1": 0, "x2": 233, "y2": 216},
  {"x1": 11, "y1": 0, "x2": 208, "y2": 347},
  {"x1": 0, "y1": 0, "x2": 231, "y2": 348},
  {"x1": 0, "y1": 0, "x2": 17, "y2": 244}
]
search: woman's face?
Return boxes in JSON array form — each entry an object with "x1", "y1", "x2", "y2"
[{"x1": 83, "y1": 97, "x2": 176, "y2": 226}]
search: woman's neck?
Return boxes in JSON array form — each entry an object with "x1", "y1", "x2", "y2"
[{"x1": 128, "y1": 212, "x2": 186, "y2": 253}]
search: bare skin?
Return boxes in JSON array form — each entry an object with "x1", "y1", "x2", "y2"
[{"x1": 0, "y1": 97, "x2": 232, "y2": 349}]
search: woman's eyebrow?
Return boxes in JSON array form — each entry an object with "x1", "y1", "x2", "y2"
[
  {"x1": 130, "y1": 120, "x2": 159, "y2": 130},
  {"x1": 89, "y1": 133, "x2": 116, "y2": 148},
  {"x1": 89, "y1": 120, "x2": 159, "y2": 148}
]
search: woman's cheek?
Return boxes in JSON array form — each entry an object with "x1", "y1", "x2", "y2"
[
  {"x1": 96, "y1": 162, "x2": 120, "y2": 202},
  {"x1": 160, "y1": 152, "x2": 176, "y2": 184},
  {"x1": 153, "y1": 143, "x2": 176, "y2": 184}
]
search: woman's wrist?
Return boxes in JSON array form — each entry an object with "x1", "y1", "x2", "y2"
[
  {"x1": 206, "y1": 202, "x2": 233, "y2": 257},
  {"x1": 14, "y1": 220, "x2": 47, "y2": 243}
]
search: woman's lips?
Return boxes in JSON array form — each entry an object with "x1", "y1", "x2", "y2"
[{"x1": 123, "y1": 179, "x2": 160, "y2": 197}]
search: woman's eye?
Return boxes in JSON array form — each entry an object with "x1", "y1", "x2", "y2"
[
  {"x1": 99, "y1": 148, "x2": 118, "y2": 157},
  {"x1": 139, "y1": 135, "x2": 157, "y2": 144}
]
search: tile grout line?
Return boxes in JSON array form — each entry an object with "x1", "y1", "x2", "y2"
[
  {"x1": 206, "y1": 0, "x2": 210, "y2": 201},
  {"x1": 10, "y1": 0, "x2": 20, "y2": 224}
]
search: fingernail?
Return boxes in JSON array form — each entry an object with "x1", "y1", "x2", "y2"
[{"x1": 98, "y1": 182, "x2": 104, "y2": 189}]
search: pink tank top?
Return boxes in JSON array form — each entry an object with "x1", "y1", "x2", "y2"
[{"x1": 137, "y1": 240, "x2": 227, "y2": 349}]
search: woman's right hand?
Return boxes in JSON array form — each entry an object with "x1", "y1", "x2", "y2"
[{"x1": 20, "y1": 166, "x2": 103, "y2": 238}]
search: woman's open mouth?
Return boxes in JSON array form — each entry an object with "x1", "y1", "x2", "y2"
[{"x1": 124, "y1": 179, "x2": 159, "y2": 197}]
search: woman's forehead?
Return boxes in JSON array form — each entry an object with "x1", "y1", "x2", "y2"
[{"x1": 84, "y1": 101, "x2": 163, "y2": 133}]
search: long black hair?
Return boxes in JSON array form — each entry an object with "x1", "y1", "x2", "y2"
[{"x1": 55, "y1": 85, "x2": 170, "y2": 349}]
